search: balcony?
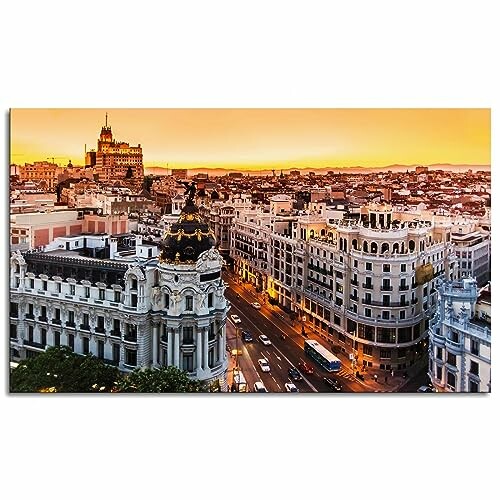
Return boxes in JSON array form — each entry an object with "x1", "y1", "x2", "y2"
[
  {"x1": 25, "y1": 314, "x2": 35, "y2": 320},
  {"x1": 103, "y1": 358, "x2": 120, "y2": 367},
  {"x1": 24, "y1": 339, "x2": 45, "y2": 349},
  {"x1": 65, "y1": 321, "x2": 76, "y2": 328},
  {"x1": 350, "y1": 279, "x2": 359, "y2": 286},
  {"x1": 362, "y1": 283, "x2": 373, "y2": 289},
  {"x1": 80, "y1": 324, "x2": 91, "y2": 331},
  {"x1": 349, "y1": 294, "x2": 358, "y2": 301},
  {"x1": 411, "y1": 298, "x2": 418, "y2": 304},
  {"x1": 95, "y1": 327, "x2": 106, "y2": 334},
  {"x1": 52, "y1": 318, "x2": 62, "y2": 325},
  {"x1": 124, "y1": 334, "x2": 137, "y2": 343},
  {"x1": 361, "y1": 299, "x2": 372, "y2": 305},
  {"x1": 110, "y1": 330, "x2": 121, "y2": 337},
  {"x1": 399, "y1": 285, "x2": 409, "y2": 291},
  {"x1": 380, "y1": 286, "x2": 393, "y2": 291}
]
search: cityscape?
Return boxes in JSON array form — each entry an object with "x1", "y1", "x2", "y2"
[{"x1": 9, "y1": 108, "x2": 491, "y2": 393}]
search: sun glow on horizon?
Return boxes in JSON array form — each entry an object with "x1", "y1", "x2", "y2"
[{"x1": 10, "y1": 108, "x2": 490, "y2": 170}]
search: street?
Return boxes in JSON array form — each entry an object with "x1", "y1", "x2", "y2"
[{"x1": 224, "y1": 271, "x2": 361, "y2": 393}]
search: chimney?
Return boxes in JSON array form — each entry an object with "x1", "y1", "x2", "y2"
[{"x1": 110, "y1": 237, "x2": 118, "y2": 260}]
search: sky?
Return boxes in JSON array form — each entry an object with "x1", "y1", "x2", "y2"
[{"x1": 10, "y1": 108, "x2": 490, "y2": 171}]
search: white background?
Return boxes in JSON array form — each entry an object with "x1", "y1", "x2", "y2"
[{"x1": 1, "y1": 1, "x2": 498, "y2": 499}]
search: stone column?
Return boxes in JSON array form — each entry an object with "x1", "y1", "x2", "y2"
[
  {"x1": 203, "y1": 327, "x2": 209, "y2": 370},
  {"x1": 196, "y1": 328, "x2": 203, "y2": 370},
  {"x1": 173, "y1": 329, "x2": 180, "y2": 368},
  {"x1": 167, "y1": 328, "x2": 173, "y2": 366},
  {"x1": 152, "y1": 323, "x2": 159, "y2": 367},
  {"x1": 217, "y1": 325, "x2": 224, "y2": 363}
]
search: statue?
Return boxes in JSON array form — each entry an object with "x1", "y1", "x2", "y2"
[{"x1": 176, "y1": 180, "x2": 197, "y2": 204}]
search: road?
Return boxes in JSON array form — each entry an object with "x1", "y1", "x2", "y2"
[{"x1": 223, "y1": 272, "x2": 361, "y2": 393}]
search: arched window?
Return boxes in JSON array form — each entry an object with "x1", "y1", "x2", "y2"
[
  {"x1": 371, "y1": 242, "x2": 378, "y2": 254},
  {"x1": 352, "y1": 239, "x2": 358, "y2": 250},
  {"x1": 409, "y1": 240, "x2": 415, "y2": 252},
  {"x1": 320, "y1": 229, "x2": 326, "y2": 237},
  {"x1": 392, "y1": 243, "x2": 399, "y2": 254},
  {"x1": 309, "y1": 229, "x2": 315, "y2": 238},
  {"x1": 381, "y1": 242, "x2": 389, "y2": 254},
  {"x1": 363, "y1": 241, "x2": 368, "y2": 252}
]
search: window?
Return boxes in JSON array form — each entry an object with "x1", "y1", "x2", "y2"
[
  {"x1": 85, "y1": 287, "x2": 90, "y2": 298},
  {"x1": 81, "y1": 313, "x2": 90, "y2": 330},
  {"x1": 42, "y1": 280, "x2": 47, "y2": 291},
  {"x1": 54, "y1": 331, "x2": 60, "y2": 346},
  {"x1": 113, "y1": 319, "x2": 121, "y2": 335},
  {"x1": 183, "y1": 353, "x2": 194, "y2": 372},
  {"x1": 364, "y1": 308, "x2": 371, "y2": 318},
  {"x1": 383, "y1": 264, "x2": 390, "y2": 273},
  {"x1": 83, "y1": 337, "x2": 90, "y2": 354},
  {"x1": 469, "y1": 380, "x2": 479, "y2": 393},
  {"x1": 10, "y1": 302, "x2": 18, "y2": 318},
  {"x1": 41, "y1": 329, "x2": 47, "y2": 345},
  {"x1": 447, "y1": 353, "x2": 456, "y2": 366},
  {"x1": 99, "y1": 288, "x2": 105, "y2": 300},
  {"x1": 97, "y1": 340, "x2": 104, "y2": 359},
  {"x1": 67, "y1": 310, "x2": 75, "y2": 326},
  {"x1": 68, "y1": 334, "x2": 75, "y2": 351},
  {"x1": 436, "y1": 347, "x2": 442, "y2": 360},
  {"x1": 363, "y1": 345, "x2": 373, "y2": 356},
  {"x1": 114, "y1": 290, "x2": 121, "y2": 303},
  {"x1": 10, "y1": 323, "x2": 17, "y2": 339},
  {"x1": 399, "y1": 310, "x2": 405, "y2": 320},
  {"x1": 96, "y1": 316, "x2": 105, "y2": 332},
  {"x1": 401, "y1": 264, "x2": 406, "y2": 273},
  {"x1": 447, "y1": 371, "x2": 456, "y2": 390},
  {"x1": 380, "y1": 349, "x2": 391, "y2": 359},
  {"x1": 113, "y1": 344, "x2": 120, "y2": 362},
  {"x1": 382, "y1": 311, "x2": 390, "y2": 320},
  {"x1": 185, "y1": 296, "x2": 193, "y2": 311},
  {"x1": 470, "y1": 360, "x2": 479, "y2": 376},
  {"x1": 70, "y1": 284, "x2": 75, "y2": 295},
  {"x1": 131, "y1": 294, "x2": 138, "y2": 307},
  {"x1": 353, "y1": 260, "x2": 358, "y2": 268},
  {"x1": 208, "y1": 293, "x2": 214, "y2": 308},
  {"x1": 471, "y1": 339, "x2": 479, "y2": 356},
  {"x1": 164, "y1": 293, "x2": 170, "y2": 308},
  {"x1": 183, "y1": 326, "x2": 194, "y2": 344},
  {"x1": 365, "y1": 262, "x2": 372, "y2": 271},
  {"x1": 57, "y1": 282, "x2": 62, "y2": 293},
  {"x1": 125, "y1": 349, "x2": 137, "y2": 367}
]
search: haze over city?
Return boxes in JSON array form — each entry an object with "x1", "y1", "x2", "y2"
[{"x1": 11, "y1": 108, "x2": 490, "y2": 171}]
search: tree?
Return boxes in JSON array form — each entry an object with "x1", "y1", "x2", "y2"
[
  {"x1": 116, "y1": 366, "x2": 207, "y2": 393},
  {"x1": 10, "y1": 346, "x2": 120, "y2": 393}
]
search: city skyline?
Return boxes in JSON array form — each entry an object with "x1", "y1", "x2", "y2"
[{"x1": 10, "y1": 108, "x2": 490, "y2": 170}]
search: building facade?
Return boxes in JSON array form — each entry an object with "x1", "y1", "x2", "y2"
[
  {"x1": 9, "y1": 199, "x2": 229, "y2": 390},
  {"x1": 230, "y1": 202, "x2": 458, "y2": 370},
  {"x1": 93, "y1": 117, "x2": 144, "y2": 187},
  {"x1": 428, "y1": 278, "x2": 491, "y2": 392}
]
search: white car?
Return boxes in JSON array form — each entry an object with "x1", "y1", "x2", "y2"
[
  {"x1": 230, "y1": 314, "x2": 241, "y2": 324},
  {"x1": 285, "y1": 383, "x2": 299, "y2": 393},
  {"x1": 258, "y1": 334, "x2": 272, "y2": 345},
  {"x1": 251, "y1": 302, "x2": 261, "y2": 309},
  {"x1": 253, "y1": 381, "x2": 268, "y2": 393},
  {"x1": 258, "y1": 359, "x2": 271, "y2": 372}
]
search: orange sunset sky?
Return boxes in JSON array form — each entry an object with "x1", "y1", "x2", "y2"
[{"x1": 10, "y1": 108, "x2": 490, "y2": 171}]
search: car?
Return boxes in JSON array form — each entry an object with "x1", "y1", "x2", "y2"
[
  {"x1": 258, "y1": 334, "x2": 272, "y2": 345},
  {"x1": 258, "y1": 358, "x2": 271, "y2": 372},
  {"x1": 251, "y1": 302, "x2": 261, "y2": 309},
  {"x1": 288, "y1": 367, "x2": 303, "y2": 381},
  {"x1": 417, "y1": 385, "x2": 435, "y2": 393},
  {"x1": 297, "y1": 361, "x2": 314, "y2": 374},
  {"x1": 285, "y1": 383, "x2": 299, "y2": 392},
  {"x1": 230, "y1": 314, "x2": 241, "y2": 324},
  {"x1": 323, "y1": 377, "x2": 342, "y2": 392},
  {"x1": 241, "y1": 330, "x2": 253, "y2": 342},
  {"x1": 253, "y1": 381, "x2": 268, "y2": 393}
]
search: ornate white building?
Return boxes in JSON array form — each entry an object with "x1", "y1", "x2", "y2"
[
  {"x1": 229, "y1": 202, "x2": 458, "y2": 370},
  {"x1": 9, "y1": 198, "x2": 229, "y2": 390},
  {"x1": 428, "y1": 278, "x2": 491, "y2": 392}
]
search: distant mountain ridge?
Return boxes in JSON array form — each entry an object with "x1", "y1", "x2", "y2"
[{"x1": 145, "y1": 163, "x2": 490, "y2": 177}]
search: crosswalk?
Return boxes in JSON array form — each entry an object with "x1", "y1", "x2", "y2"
[{"x1": 336, "y1": 368, "x2": 357, "y2": 381}]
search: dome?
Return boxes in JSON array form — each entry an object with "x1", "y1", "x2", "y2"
[{"x1": 160, "y1": 200, "x2": 216, "y2": 263}]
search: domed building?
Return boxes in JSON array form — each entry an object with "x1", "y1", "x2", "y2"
[
  {"x1": 151, "y1": 198, "x2": 229, "y2": 390},
  {"x1": 10, "y1": 196, "x2": 229, "y2": 391}
]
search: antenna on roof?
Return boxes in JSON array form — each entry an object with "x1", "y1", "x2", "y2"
[{"x1": 105, "y1": 112, "x2": 108, "y2": 127}]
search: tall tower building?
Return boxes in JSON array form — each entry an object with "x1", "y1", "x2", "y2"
[{"x1": 93, "y1": 113, "x2": 144, "y2": 187}]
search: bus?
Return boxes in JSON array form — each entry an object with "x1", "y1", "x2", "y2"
[
  {"x1": 304, "y1": 339, "x2": 341, "y2": 372},
  {"x1": 232, "y1": 369, "x2": 248, "y2": 392}
]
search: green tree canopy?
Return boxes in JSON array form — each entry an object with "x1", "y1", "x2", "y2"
[
  {"x1": 116, "y1": 366, "x2": 207, "y2": 393},
  {"x1": 10, "y1": 346, "x2": 120, "y2": 393}
]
